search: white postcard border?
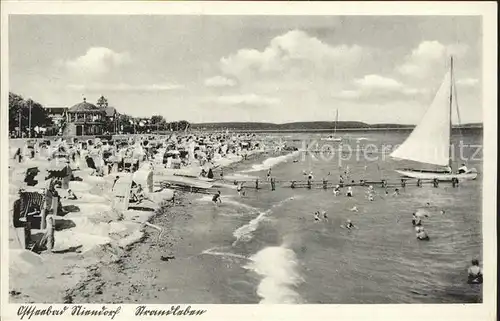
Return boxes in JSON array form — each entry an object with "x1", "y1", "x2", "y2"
[{"x1": 1, "y1": 1, "x2": 497, "y2": 321}]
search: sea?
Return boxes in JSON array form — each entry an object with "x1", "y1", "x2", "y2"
[{"x1": 175, "y1": 130, "x2": 483, "y2": 304}]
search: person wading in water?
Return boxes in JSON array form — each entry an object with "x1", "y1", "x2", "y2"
[
  {"x1": 212, "y1": 190, "x2": 222, "y2": 206},
  {"x1": 467, "y1": 259, "x2": 483, "y2": 284}
]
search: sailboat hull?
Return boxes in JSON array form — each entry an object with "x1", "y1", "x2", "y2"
[
  {"x1": 321, "y1": 137, "x2": 342, "y2": 142},
  {"x1": 395, "y1": 169, "x2": 478, "y2": 181}
]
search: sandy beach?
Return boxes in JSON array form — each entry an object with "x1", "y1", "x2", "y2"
[{"x1": 8, "y1": 133, "x2": 269, "y2": 304}]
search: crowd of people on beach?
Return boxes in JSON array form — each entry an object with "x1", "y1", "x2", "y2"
[{"x1": 10, "y1": 131, "x2": 277, "y2": 255}]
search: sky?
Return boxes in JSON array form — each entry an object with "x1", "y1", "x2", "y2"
[{"x1": 9, "y1": 15, "x2": 482, "y2": 124}]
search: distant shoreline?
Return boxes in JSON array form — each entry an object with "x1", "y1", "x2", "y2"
[
  {"x1": 188, "y1": 126, "x2": 483, "y2": 133},
  {"x1": 8, "y1": 125, "x2": 482, "y2": 141}
]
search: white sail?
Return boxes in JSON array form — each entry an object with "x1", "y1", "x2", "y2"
[{"x1": 390, "y1": 72, "x2": 452, "y2": 167}]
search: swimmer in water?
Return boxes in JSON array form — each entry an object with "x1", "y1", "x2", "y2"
[
  {"x1": 236, "y1": 182, "x2": 244, "y2": 196},
  {"x1": 314, "y1": 211, "x2": 321, "y2": 222},
  {"x1": 349, "y1": 206, "x2": 359, "y2": 212},
  {"x1": 346, "y1": 186, "x2": 353, "y2": 197},
  {"x1": 267, "y1": 168, "x2": 272, "y2": 181},
  {"x1": 416, "y1": 226, "x2": 429, "y2": 241},
  {"x1": 392, "y1": 188, "x2": 400, "y2": 196},
  {"x1": 440, "y1": 210, "x2": 446, "y2": 215},
  {"x1": 345, "y1": 219, "x2": 355, "y2": 229},
  {"x1": 467, "y1": 259, "x2": 483, "y2": 284},
  {"x1": 366, "y1": 185, "x2": 375, "y2": 200},
  {"x1": 322, "y1": 210, "x2": 328, "y2": 220},
  {"x1": 212, "y1": 191, "x2": 222, "y2": 206},
  {"x1": 333, "y1": 184, "x2": 341, "y2": 196},
  {"x1": 308, "y1": 171, "x2": 314, "y2": 180},
  {"x1": 412, "y1": 213, "x2": 422, "y2": 226}
]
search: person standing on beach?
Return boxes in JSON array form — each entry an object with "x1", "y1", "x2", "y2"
[
  {"x1": 40, "y1": 214, "x2": 56, "y2": 252},
  {"x1": 13, "y1": 189, "x2": 31, "y2": 249},
  {"x1": 207, "y1": 168, "x2": 214, "y2": 179}
]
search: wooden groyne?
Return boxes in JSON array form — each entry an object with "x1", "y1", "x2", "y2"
[{"x1": 158, "y1": 176, "x2": 462, "y2": 195}]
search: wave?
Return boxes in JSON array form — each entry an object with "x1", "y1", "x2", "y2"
[
  {"x1": 196, "y1": 194, "x2": 215, "y2": 203},
  {"x1": 196, "y1": 195, "x2": 260, "y2": 213},
  {"x1": 244, "y1": 246, "x2": 304, "y2": 304},
  {"x1": 232, "y1": 210, "x2": 271, "y2": 245},
  {"x1": 232, "y1": 195, "x2": 300, "y2": 245},
  {"x1": 202, "y1": 247, "x2": 248, "y2": 260},
  {"x1": 222, "y1": 198, "x2": 260, "y2": 212},
  {"x1": 241, "y1": 151, "x2": 301, "y2": 173}
]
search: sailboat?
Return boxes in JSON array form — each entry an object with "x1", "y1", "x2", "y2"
[
  {"x1": 322, "y1": 109, "x2": 342, "y2": 142},
  {"x1": 390, "y1": 57, "x2": 478, "y2": 181}
]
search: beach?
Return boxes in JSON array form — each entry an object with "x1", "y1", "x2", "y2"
[{"x1": 8, "y1": 130, "x2": 483, "y2": 304}]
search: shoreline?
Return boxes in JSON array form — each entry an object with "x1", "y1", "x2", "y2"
[
  {"x1": 12, "y1": 149, "x2": 267, "y2": 304},
  {"x1": 62, "y1": 151, "x2": 271, "y2": 304},
  {"x1": 63, "y1": 192, "x2": 199, "y2": 304}
]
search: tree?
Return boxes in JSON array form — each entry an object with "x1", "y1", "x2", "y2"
[
  {"x1": 169, "y1": 121, "x2": 179, "y2": 131},
  {"x1": 151, "y1": 115, "x2": 165, "y2": 124},
  {"x1": 96, "y1": 95, "x2": 108, "y2": 108},
  {"x1": 178, "y1": 120, "x2": 190, "y2": 131},
  {"x1": 116, "y1": 113, "x2": 136, "y2": 134},
  {"x1": 9, "y1": 92, "x2": 53, "y2": 135},
  {"x1": 151, "y1": 115, "x2": 167, "y2": 131}
]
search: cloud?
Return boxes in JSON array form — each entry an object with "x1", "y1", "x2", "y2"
[
  {"x1": 63, "y1": 47, "x2": 131, "y2": 79},
  {"x1": 204, "y1": 76, "x2": 236, "y2": 87},
  {"x1": 397, "y1": 41, "x2": 469, "y2": 79},
  {"x1": 220, "y1": 30, "x2": 365, "y2": 80},
  {"x1": 456, "y1": 78, "x2": 479, "y2": 87},
  {"x1": 334, "y1": 74, "x2": 428, "y2": 100},
  {"x1": 66, "y1": 82, "x2": 184, "y2": 92},
  {"x1": 333, "y1": 90, "x2": 361, "y2": 99},
  {"x1": 206, "y1": 94, "x2": 280, "y2": 106},
  {"x1": 354, "y1": 74, "x2": 403, "y2": 90}
]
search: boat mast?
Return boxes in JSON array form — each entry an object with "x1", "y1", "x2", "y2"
[
  {"x1": 448, "y1": 56, "x2": 454, "y2": 168},
  {"x1": 334, "y1": 109, "x2": 338, "y2": 136}
]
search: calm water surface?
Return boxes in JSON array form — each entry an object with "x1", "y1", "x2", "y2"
[{"x1": 183, "y1": 130, "x2": 483, "y2": 304}]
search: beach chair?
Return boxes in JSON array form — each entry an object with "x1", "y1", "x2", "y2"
[{"x1": 111, "y1": 173, "x2": 133, "y2": 213}]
